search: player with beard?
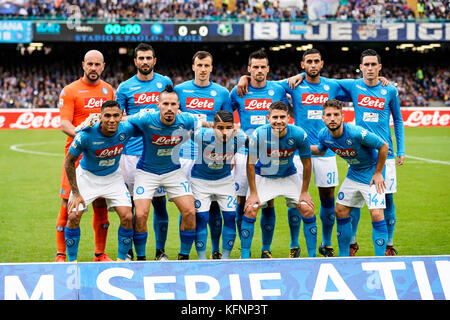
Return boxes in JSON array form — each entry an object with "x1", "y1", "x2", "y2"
[
  {"x1": 56, "y1": 50, "x2": 114, "y2": 262},
  {"x1": 126, "y1": 85, "x2": 200, "y2": 260},
  {"x1": 311, "y1": 99, "x2": 389, "y2": 256},
  {"x1": 116, "y1": 43, "x2": 173, "y2": 260}
]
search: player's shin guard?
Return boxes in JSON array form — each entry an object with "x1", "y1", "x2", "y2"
[
  {"x1": 336, "y1": 217, "x2": 351, "y2": 256},
  {"x1": 64, "y1": 227, "x2": 80, "y2": 262},
  {"x1": 133, "y1": 232, "x2": 148, "y2": 258},
  {"x1": 240, "y1": 216, "x2": 256, "y2": 259},
  {"x1": 384, "y1": 193, "x2": 396, "y2": 246},
  {"x1": 195, "y1": 211, "x2": 209, "y2": 259},
  {"x1": 117, "y1": 226, "x2": 134, "y2": 261},
  {"x1": 260, "y1": 207, "x2": 276, "y2": 253},
  {"x1": 349, "y1": 207, "x2": 361, "y2": 244},
  {"x1": 372, "y1": 220, "x2": 388, "y2": 256},
  {"x1": 302, "y1": 216, "x2": 317, "y2": 257},
  {"x1": 179, "y1": 230, "x2": 196, "y2": 256},
  {"x1": 222, "y1": 210, "x2": 237, "y2": 259},
  {"x1": 152, "y1": 198, "x2": 169, "y2": 251},
  {"x1": 287, "y1": 207, "x2": 301, "y2": 248},
  {"x1": 320, "y1": 197, "x2": 335, "y2": 247},
  {"x1": 235, "y1": 203, "x2": 245, "y2": 242},
  {"x1": 92, "y1": 206, "x2": 109, "y2": 254},
  {"x1": 208, "y1": 202, "x2": 223, "y2": 253},
  {"x1": 56, "y1": 204, "x2": 68, "y2": 255}
]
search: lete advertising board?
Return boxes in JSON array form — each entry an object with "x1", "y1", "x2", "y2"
[{"x1": 1, "y1": 107, "x2": 449, "y2": 130}]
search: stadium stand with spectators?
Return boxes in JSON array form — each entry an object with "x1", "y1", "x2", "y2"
[
  {"x1": 1, "y1": 1, "x2": 449, "y2": 22},
  {"x1": 0, "y1": 0, "x2": 448, "y2": 108}
]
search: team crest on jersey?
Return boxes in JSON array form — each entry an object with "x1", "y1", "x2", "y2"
[
  {"x1": 287, "y1": 138, "x2": 295, "y2": 146},
  {"x1": 210, "y1": 90, "x2": 217, "y2": 97},
  {"x1": 118, "y1": 133, "x2": 126, "y2": 141},
  {"x1": 156, "y1": 82, "x2": 163, "y2": 89},
  {"x1": 323, "y1": 84, "x2": 330, "y2": 91},
  {"x1": 102, "y1": 87, "x2": 109, "y2": 95},
  {"x1": 268, "y1": 89, "x2": 275, "y2": 96},
  {"x1": 381, "y1": 89, "x2": 387, "y2": 96},
  {"x1": 346, "y1": 138, "x2": 353, "y2": 146}
]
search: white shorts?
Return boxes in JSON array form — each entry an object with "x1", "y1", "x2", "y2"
[
  {"x1": 180, "y1": 157, "x2": 195, "y2": 181},
  {"x1": 133, "y1": 168, "x2": 193, "y2": 200},
  {"x1": 69, "y1": 167, "x2": 132, "y2": 212},
  {"x1": 233, "y1": 152, "x2": 248, "y2": 197},
  {"x1": 294, "y1": 155, "x2": 339, "y2": 188},
  {"x1": 336, "y1": 177, "x2": 386, "y2": 210},
  {"x1": 384, "y1": 158, "x2": 397, "y2": 194},
  {"x1": 190, "y1": 175, "x2": 237, "y2": 212},
  {"x1": 249, "y1": 173, "x2": 302, "y2": 208},
  {"x1": 120, "y1": 154, "x2": 166, "y2": 197}
]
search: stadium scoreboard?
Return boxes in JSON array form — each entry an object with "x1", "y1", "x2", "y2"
[{"x1": 33, "y1": 22, "x2": 244, "y2": 42}]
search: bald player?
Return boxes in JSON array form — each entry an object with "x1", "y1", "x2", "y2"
[{"x1": 56, "y1": 50, "x2": 115, "y2": 262}]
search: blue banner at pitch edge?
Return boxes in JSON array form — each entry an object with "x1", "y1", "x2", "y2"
[{"x1": 0, "y1": 256, "x2": 449, "y2": 300}]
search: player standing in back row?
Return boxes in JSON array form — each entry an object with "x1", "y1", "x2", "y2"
[
  {"x1": 116, "y1": 43, "x2": 173, "y2": 260},
  {"x1": 174, "y1": 51, "x2": 233, "y2": 259},
  {"x1": 229, "y1": 49, "x2": 290, "y2": 258},
  {"x1": 337, "y1": 49, "x2": 405, "y2": 256},
  {"x1": 56, "y1": 49, "x2": 114, "y2": 262}
]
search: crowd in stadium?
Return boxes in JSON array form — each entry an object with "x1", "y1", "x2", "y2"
[
  {"x1": 1, "y1": 0, "x2": 449, "y2": 21},
  {"x1": 0, "y1": 58, "x2": 448, "y2": 108}
]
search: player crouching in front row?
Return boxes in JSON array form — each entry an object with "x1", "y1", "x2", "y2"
[
  {"x1": 64, "y1": 101, "x2": 139, "y2": 262},
  {"x1": 311, "y1": 99, "x2": 389, "y2": 256},
  {"x1": 244, "y1": 101, "x2": 316, "y2": 259}
]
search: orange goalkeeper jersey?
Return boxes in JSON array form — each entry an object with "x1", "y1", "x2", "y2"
[{"x1": 59, "y1": 78, "x2": 114, "y2": 150}]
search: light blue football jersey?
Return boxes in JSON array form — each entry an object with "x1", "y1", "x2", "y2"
[
  {"x1": 338, "y1": 78, "x2": 405, "y2": 159},
  {"x1": 190, "y1": 127, "x2": 247, "y2": 181},
  {"x1": 127, "y1": 111, "x2": 198, "y2": 175},
  {"x1": 68, "y1": 122, "x2": 139, "y2": 176},
  {"x1": 230, "y1": 80, "x2": 289, "y2": 154},
  {"x1": 116, "y1": 73, "x2": 173, "y2": 156},
  {"x1": 278, "y1": 76, "x2": 349, "y2": 157},
  {"x1": 318, "y1": 123, "x2": 386, "y2": 185},
  {"x1": 174, "y1": 80, "x2": 232, "y2": 159},
  {"x1": 249, "y1": 124, "x2": 311, "y2": 178}
]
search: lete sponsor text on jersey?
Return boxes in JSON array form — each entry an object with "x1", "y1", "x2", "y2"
[
  {"x1": 301, "y1": 93, "x2": 329, "y2": 105},
  {"x1": 134, "y1": 92, "x2": 159, "y2": 105},
  {"x1": 330, "y1": 147, "x2": 357, "y2": 157},
  {"x1": 266, "y1": 148, "x2": 295, "y2": 158},
  {"x1": 95, "y1": 144, "x2": 124, "y2": 158},
  {"x1": 186, "y1": 97, "x2": 215, "y2": 110},
  {"x1": 152, "y1": 135, "x2": 183, "y2": 146},
  {"x1": 84, "y1": 97, "x2": 108, "y2": 109},
  {"x1": 357, "y1": 95, "x2": 385, "y2": 110},
  {"x1": 245, "y1": 99, "x2": 272, "y2": 110}
]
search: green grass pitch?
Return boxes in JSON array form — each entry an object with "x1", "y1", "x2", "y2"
[{"x1": 0, "y1": 127, "x2": 449, "y2": 262}]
